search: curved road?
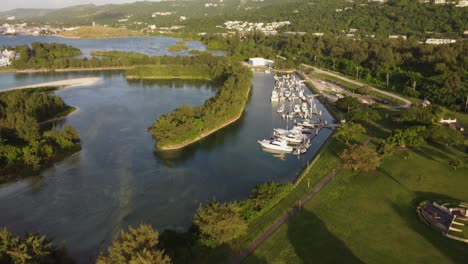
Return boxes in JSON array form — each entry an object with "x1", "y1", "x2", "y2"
[{"x1": 302, "y1": 64, "x2": 412, "y2": 109}]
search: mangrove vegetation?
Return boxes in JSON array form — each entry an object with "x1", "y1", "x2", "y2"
[{"x1": 0, "y1": 88, "x2": 81, "y2": 182}]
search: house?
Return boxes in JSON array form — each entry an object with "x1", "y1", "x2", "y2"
[
  {"x1": 248, "y1": 57, "x2": 274, "y2": 67},
  {"x1": 389, "y1": 35, "x2": 407, "y2": 39},
  {"x1": 456, "y1": 0, "x2": 468, "y2": 7},
  {"x1": 425, "y1": 38, "x2": 456, "y2": 45}
]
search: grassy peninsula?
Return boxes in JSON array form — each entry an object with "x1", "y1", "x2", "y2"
[
  {"x1": 131, "y1": 58, "x2": 253, "y2": 150},
  {"x1": 126, "y1": 64, "x2": 211, "y2": 80},
  {"x1": 56, "y1": 26, "x2": 145, "y2": 39}
]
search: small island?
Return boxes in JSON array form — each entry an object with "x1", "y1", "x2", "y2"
[
  {"x1": 418, "y1": 200, "x2": 468, "y2": 243},
  {"x1": 130, "y1": 58, "x2": 253, "y2": 150}
]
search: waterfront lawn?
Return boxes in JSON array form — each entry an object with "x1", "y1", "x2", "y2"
[
  {"x1": 199, "y1": 133, "x2": 371, "y2": 263},
  {"x1": 244, "y1": 144, "x2": 468, "y2": 263}
]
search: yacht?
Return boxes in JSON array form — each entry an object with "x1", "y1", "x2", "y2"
[
  {"x1": 301, "y1": 102, "x2": 308, "y2": 113},
  {"x1": 279, "y1": 133, "x2": 304, "y2": 145},
  {"x1": 294, "y1": 104, "x2": 301, "y2": 113},
  {"x1": 258, "y1": 138, "x2": 293, "y2": 153},
  {"x1": 271, "y1": 90, "x2": 279, "y2": 102},
  {"x1": 277, "y1": 104, "x2": 285, "y2": 113}
]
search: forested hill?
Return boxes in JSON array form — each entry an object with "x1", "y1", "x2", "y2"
[{"x1": 2, "y1": 0, "x2": 466, "y2": 37}]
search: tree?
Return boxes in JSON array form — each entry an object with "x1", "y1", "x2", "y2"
[
  {"x1": 335, "y1": 96, "x2": 361, "y2": 112},
  {"x1": 425, "y1": 125, "x2": 464, "y2": 146},
  {"x1": 350, "y1": 108, "x2": 381, "y2": 123},
  {"x1": 0, "y1": 228, "x2": 57, "y2": 264},
  {"x1": 335, "y1": 122, "x2": 366, "y2": 144},
  {"x1": 377, "y1": 141, "x2": 396, "y2": 157},
  {"x1": 97, "y1": 224, "x2": 171, "y2": 264},
  {"x1": 449, "y1": 159, "x2": 463, "y2": 170},
  {"x1": 340, "y1": 145, "x2": 380, "y2": 173},
  {"x1": 387, "y1": 126, "x2": 426, "y2": 147},
  {"x1": 356, "y1": 85, "x2": 371, "y2": 95},
  {"x1": 194, "y1": 200, "x2": 247, "y2": 247}
]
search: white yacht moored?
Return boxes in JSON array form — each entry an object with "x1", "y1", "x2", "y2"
[{"x1": 258, "y1": 138, "x2": 293, "y2": 153}]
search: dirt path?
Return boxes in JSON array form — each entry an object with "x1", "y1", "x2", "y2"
[
  {"x1": 302, "y1": 64, "x2": 412, "y2": 109},
  {"x1": 231, "y1": 137, "x2": 373, "y2": 264}
]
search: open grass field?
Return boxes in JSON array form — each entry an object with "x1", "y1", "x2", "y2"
[
  {"x1": 244, "y1": 141, "x2": 468, "y2": 263},
  {"x1": 56, "y1": 26, "x2": 145, "y2": 38}
]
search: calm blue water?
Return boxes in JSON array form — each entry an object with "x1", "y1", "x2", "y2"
[
  {"x1": 0, "y1": 35, "x2": 226, "y2": 57},
  {"x1": 0, "y1": 36, "x2": 333, "y2": 263},
  {"x1": 0, "y1": 71, "x2": 334, "y2": 263}
]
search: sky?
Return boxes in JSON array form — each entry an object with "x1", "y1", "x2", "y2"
[{"x1": 1, "y1": 0, "x2": 158, "y2": 12}]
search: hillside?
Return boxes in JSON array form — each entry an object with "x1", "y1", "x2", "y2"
[
  {"x1": 1, "y1": 0, "x2": 466, "y2": 37},
  {"x1": 0, "y1": 8, "x2": 53, "y2": 20}
]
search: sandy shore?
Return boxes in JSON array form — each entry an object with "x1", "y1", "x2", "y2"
[{"x1": 2, "y1": 77, "x2": 101, "y2": 92}]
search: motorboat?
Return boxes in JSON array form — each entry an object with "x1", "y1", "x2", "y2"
[
  {"x1": 301, "y1": 102, "x2": 308, "y2": 113},
  {"x1": 294, "y1": 104, "x2": 301, "y2": 113},
  {"x1": 276, "y1": 104, "x2": 284, "y2": 113},
  {"x1": 279, "y1": 133, "x2": 304, "y2": 145},
  {"x1": 258, "y1": 138, "x2": 293, "y2": 153},
  {"x1": 271, "y1": 90, "x2": 279, "y2": 102}
]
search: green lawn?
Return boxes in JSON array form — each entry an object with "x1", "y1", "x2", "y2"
[{"x1": 244, "y1": 143, "x2": 468, "y2": 263}]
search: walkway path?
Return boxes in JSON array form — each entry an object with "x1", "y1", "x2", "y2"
[
  {"x1": 230, "y1": 136, "x2": 373, "y2": 264},
  {"x1": 302, "y1": 64, "x2": 412, "y2": 109}
]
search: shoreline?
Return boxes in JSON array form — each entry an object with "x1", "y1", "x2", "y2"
[
  {"x1": 52, "y1": 34, "x2": 148, "y2": 39},
  {"x1": 0, "y1": 67, "x2": 128, "y2": 74},
  {"x1": 1, "y1": 77, "x2": 101, "y2": 92},
  {"x1": 157, "y1": 75, "x2": 251, "y2": 151},
  {"x1": 39, "y1": 107, "x2": 80, "y2": 125}
]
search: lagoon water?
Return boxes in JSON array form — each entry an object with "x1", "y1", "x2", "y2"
[
  {"x1": 0, "y1": 35, "x2": 226, "y2": 57},
  {"x1": 0, "y1": 37, "x2": 333, "y2": 263}
]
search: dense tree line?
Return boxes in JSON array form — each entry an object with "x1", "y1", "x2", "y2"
[
  {"x1": 126, "y1": 64, "x2": 211, "y2": 80},
  {"x1": 150, "y1": 58, "x2": 253, "y2": 148},
  {"x1": 97, "y1": 224, "x2": 171, "y2": 264},
  {"x1": 12, "y1": 42, "x2": 81, "y2": 69},
  {"x1": 0, "y1": 88, "x2": 81, "y2": 182},
  {"x1": 0, "y1": 227, "x2": 72, "y2": 264},
  {"x1": 202, "y1": 32, "x2": 467, "y2": 110}
]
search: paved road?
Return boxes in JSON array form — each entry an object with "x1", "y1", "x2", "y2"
[{"x1": 302, "y1": 65, "x2": 412, "y2": 109}]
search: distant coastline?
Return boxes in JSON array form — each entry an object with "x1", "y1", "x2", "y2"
[{"x1": 0, "y1": 67, "x2": 128, "y2": 74}]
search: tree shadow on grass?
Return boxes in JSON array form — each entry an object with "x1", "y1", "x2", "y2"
[
  {"x1": 287, "y1": 209, "x2": 363, "y2": 264},
  {"x1": 377, "y1": 167, "x2": 411, "y2": 193},
  {"x1": 413, "y1": 146, "x2": 452, "y2": 163},
  {"x1": 391, "y1": 192, "x2": 468, "y2": 264},
  {"x1": 158, "y1": 228, "x2": 268, "y2": 264}
]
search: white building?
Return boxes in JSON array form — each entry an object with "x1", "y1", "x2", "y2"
[
  {"x1": 425, "y1": 38, "x2": 456, "y2": 45},
  {"x1": 248, "y1": 57, "x2": 274, "y2": 67},
  {"x1": 456, "y1": 0, "x2": 468, "y2": 7},
  {"x1": 389, "y1": 35, "x2": 407, "y2": 40},
  {"x1": 0, "y1": 57, "x2": 11, "y2": 67}
]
